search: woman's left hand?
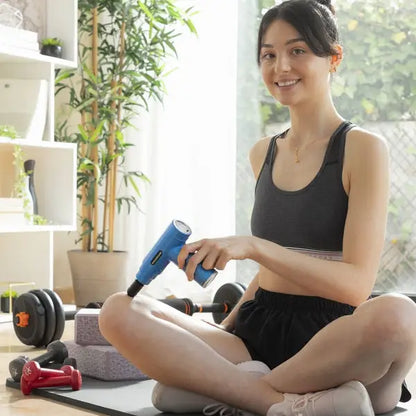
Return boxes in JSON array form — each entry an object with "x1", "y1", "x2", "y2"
[{"x1": 177, "y1": 236, "x2": 255, "y2": 281}]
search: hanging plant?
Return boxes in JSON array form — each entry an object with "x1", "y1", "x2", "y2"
[
  {"x1": 0, "y1": 125, "x2": 17, "y2": 139},
  {"x1": 0, "y1": 124, "x2": 47, "y2": 225}
]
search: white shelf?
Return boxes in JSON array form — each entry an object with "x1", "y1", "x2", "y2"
[
  {"x1": 0, "y1": 0, "x2": 77, "y2": 69},
  {"x1": 0, "y1": 45, "x2": 77, "y2": 69},
  {"x1": 0, "y1": 0, "x2": 78, "y2": 291},
  {"x1": 0, "y1": 137, "x2": 75, "y2": 149},
  {"x1": 0, "y1": 224, "x2": 75, "y2": 233}
]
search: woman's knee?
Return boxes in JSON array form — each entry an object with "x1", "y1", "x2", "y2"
[
  {"x1": 99, "y1": 292, "x2": 152, "y2": 342},
  {"x1": 355, "y1": 293, "x2": 416, "y2": 352}
]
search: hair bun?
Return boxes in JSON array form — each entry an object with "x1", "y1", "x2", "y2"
[{"x1": 315, "y1": 0, "x2": 335, "y2": 14}]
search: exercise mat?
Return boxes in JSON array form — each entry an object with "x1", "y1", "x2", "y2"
[
  {"x1": 6, "y1": 377, "x2": 200, "y2": 416},
  {"x1": 5, "y1": 377, "x2": 414, "y2": 415}
]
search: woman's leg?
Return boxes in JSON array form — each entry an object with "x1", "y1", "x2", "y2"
[
  {"x1": 99, "y1": 292, "x2": 283, "y2": 415},
  {"x1": 261, "y1": 294, "x2": 416, "y2": 414}
]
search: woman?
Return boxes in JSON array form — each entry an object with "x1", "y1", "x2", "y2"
[{"x1": 99, "y1": 0, "x2": 416, "y2": 415}]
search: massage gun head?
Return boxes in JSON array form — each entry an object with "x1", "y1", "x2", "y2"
[{"x1": 127, "y1": 220, "x2": 217, "y2": 298}]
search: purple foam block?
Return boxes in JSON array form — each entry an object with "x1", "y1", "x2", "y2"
[{"x1": 65, "y1": 340, "x2": 149, "y2": 381}]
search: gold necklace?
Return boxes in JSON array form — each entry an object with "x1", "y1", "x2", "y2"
[
  {"x1": 294, "y1": 147, "x2": 301, "y2": 163},
  {"x1": 291, "y1": 138, "x2": 322, "y2": 163}
]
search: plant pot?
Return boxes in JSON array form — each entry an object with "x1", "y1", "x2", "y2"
[
  {"x1": 68, "y1": 250, "x2": 129, "y2": 307},
  {"x1": 1, "y1": 296, "x2": 16, "y2": 313},
  {"x1": 40, "y1": 44, "x2": 62, "y2": 58}
]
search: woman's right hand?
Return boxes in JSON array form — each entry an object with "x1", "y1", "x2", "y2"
[{"x1": 177, "y1": 236, "x2": 255, "y2": 282}]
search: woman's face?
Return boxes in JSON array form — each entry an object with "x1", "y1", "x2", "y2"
[{"x1": 259, "y1": 19, "x2": 332, "y2": 107}]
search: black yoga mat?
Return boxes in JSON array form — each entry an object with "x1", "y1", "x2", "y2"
[{"x1": 5, "y1": 377, "x2": 414, "y2": 415}]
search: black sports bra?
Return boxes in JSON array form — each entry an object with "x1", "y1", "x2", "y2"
[{"x1": 251, "y1": 121, "x2": 355, "y2": 257}]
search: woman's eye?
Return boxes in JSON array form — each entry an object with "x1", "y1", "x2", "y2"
[
  {"x1": 261, "y1": 52, "x2": 275, "y2": 61},
  {"x1": 292, "y1": 48, "x2": 306, "y2": 55}
]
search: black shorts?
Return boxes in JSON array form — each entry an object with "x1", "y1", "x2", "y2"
[
  {"x1": 234, "y1": 287, "x2": 355, "y2": 369},
  {"x1": 233, "y1": 287, "x2": 411, "y2": 403}
]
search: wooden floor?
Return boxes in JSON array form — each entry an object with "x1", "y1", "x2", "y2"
[{"x1": 1, "y1": 314, "x2": 416, "y2": 415}]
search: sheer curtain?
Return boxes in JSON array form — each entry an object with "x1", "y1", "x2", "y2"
[{"x1": 122, "y1": 0, "x2": 239, "y2": 302}]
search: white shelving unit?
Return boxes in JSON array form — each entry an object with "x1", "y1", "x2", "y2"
[{"x1": 0, "y1": 0, "x2": 77, "y2": 290}]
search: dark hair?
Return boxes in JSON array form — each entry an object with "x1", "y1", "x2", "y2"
[{"x1": 257, "y1": 0, "x2": 339, "y2": 65}]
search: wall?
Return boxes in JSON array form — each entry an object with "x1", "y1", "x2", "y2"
[{"x1": 3, "y1": 0, "x2": 46, "y2": 38}]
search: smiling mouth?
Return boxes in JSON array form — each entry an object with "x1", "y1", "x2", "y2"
[{"x1": 275, "y1": 79, "x2": 300, "y2": 87}]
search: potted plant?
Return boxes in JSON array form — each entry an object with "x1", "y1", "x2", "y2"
[
  {"x1": 40, "y1": 37, "x2": 63, "y2": 58},
  {"x1": 1, "y1": 290, "x2": 18, "y2": 313},
  {"x1": 55, "y1": 0, "x2": 196, "y2": 306}
]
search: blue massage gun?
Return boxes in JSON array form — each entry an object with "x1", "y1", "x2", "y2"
[{"x1": 127, "y1": 220, "x2": 218, "y2": 297}]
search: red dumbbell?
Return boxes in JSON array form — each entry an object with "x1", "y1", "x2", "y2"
[
  {"x1": 21, "y1": 368, "x2": 82, "y2": 395},
  {"x1": 60, "y1": 365, "x2": 75, "y2": 376},
  {"x1": 22, "y1": 361, "x2": 71, "y2": 382}
]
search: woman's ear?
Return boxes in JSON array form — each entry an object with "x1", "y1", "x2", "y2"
[{"x1": 330, "y1": 44, "x2": 343, "y2": 72}]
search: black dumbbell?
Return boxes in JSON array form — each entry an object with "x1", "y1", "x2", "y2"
[
  {"x1": 160, "y1": 282, "x2": 246, "y2": 324},
  {"x1": 13, "y1": 289, "x2": 103, "y2": 347},
  {"x1": 12, "y1": 283, "x2": 243, "y2": 347},
  {"x1": 9, "y1": 340, "x2": 72, "y2": 382}
]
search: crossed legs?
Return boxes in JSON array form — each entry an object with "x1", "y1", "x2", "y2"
[
  {"x1": 99, "y1": 292, "x2": 416, "y2": 415},
  {"x1": 99, "y1": 293, "x2": 283, "y2": 414}
]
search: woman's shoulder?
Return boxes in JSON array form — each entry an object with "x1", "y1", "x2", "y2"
[
  {"x1": 249, "y1": 136, "x2": 273, "y2": 179},
  {"x1": 249, "y1": 136, "x2": 271, "y2": 160},
  {"x1": 345, "y1": 125, "x2": 389, "y2": 174},
  {"x1": 347, "y1": 125, "x2": 389, "y2": 153}
]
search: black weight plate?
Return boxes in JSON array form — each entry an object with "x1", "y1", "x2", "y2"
[
  {"x1": 43, "y1": 289, "x2": 65, "y2": 342},
  {"x1": 13, "y1": 292, "x2": 46, "y2": 346},
  {"x1": 30, "y1": 289, "x2": 56, "y2": 347},
  {"x1": 212, "y1": 282, "x2": 245, "y2": 324}
]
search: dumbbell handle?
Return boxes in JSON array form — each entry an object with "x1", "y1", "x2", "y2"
[
  {"x1": 160, "y1": 298, "x2": 230, "y2": 316},
  {"x1": 35, "y1": 341, "x2": 68, "y2": 366}
]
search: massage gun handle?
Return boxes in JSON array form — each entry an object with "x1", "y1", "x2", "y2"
[{"x1": 168, "y1": 246, "x2": 218, "y2": 288}]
